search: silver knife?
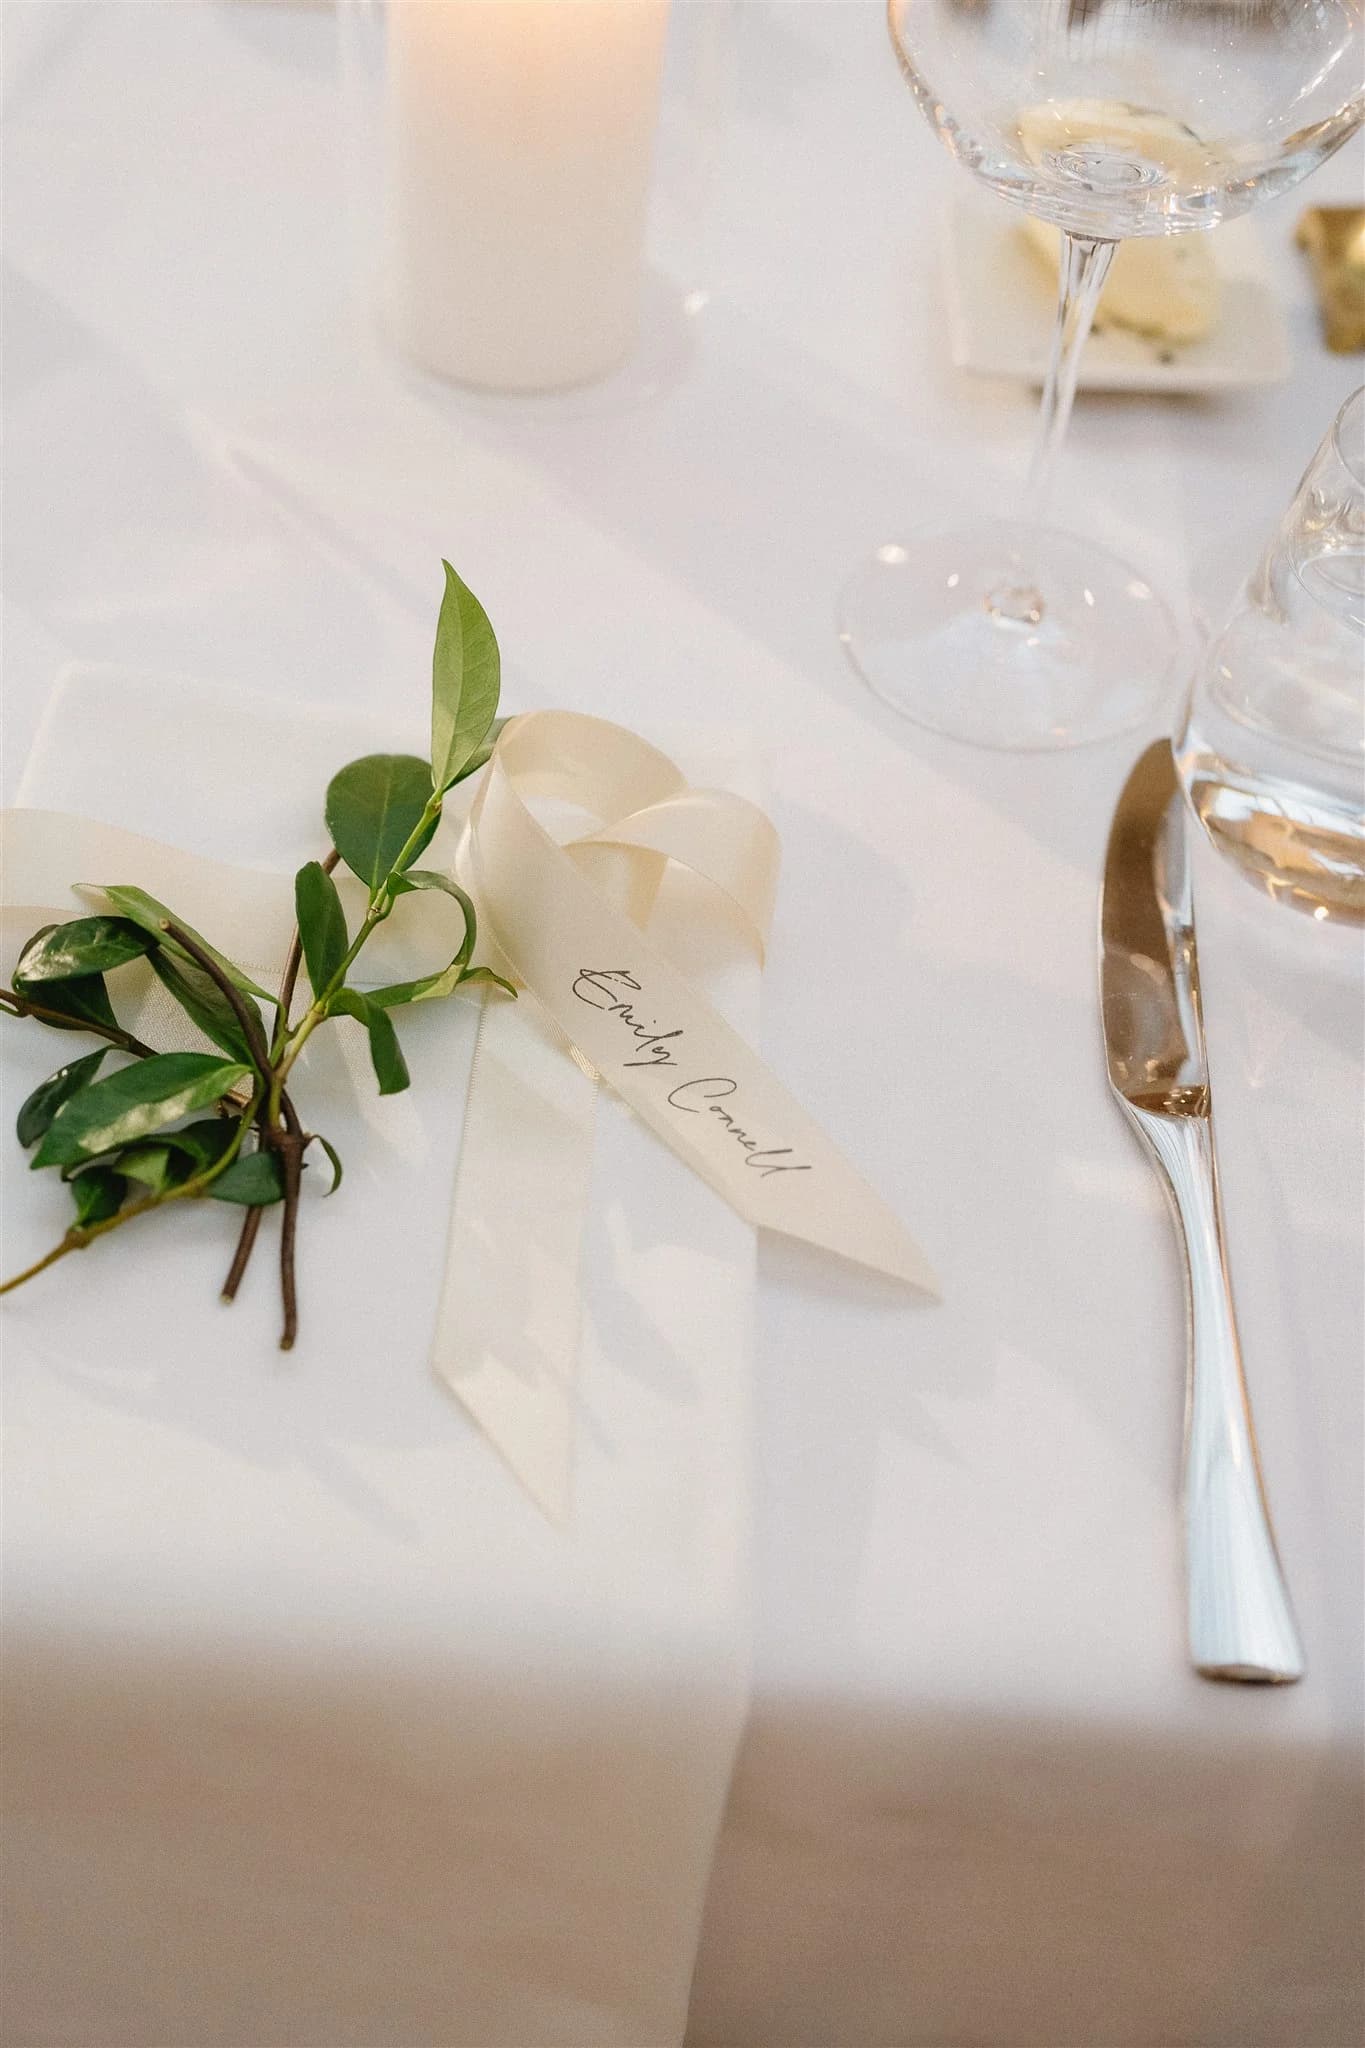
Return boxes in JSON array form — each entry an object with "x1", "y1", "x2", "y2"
[{"x1": 1100, "y1": 739, "x2": 1304, "y2": 1684}]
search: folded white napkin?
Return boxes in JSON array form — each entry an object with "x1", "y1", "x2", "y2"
[{"x1": 3, "y1": 664, "x2": 754, "y2": 2048}]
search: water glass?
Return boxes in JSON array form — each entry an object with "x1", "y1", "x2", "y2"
[{"x1": 1177, "y1": 387, "x2": 1365, "y2": 923}]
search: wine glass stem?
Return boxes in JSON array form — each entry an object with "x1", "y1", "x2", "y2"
[{"x1": 989, "y1": 231, "x2": 1116, "y2": 627}]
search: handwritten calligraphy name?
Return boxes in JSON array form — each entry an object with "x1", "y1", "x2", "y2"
[
  {"x1": 570, "y1": 969, "x2": 811, "y2": 1178},
  {"x1": 570, "y1": 969, "x2": 683, "y2": 1067},
  {"x1": 665, "y1": 1077, "x2": 811, "y2": 1177}
]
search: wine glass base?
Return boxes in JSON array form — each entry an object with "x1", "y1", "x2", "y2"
[{"x1": 839, "y1": 521, "x2": 1178, "y2": 751}]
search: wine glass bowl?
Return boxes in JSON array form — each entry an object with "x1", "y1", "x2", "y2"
[
  {"x1": 841, "y1": 0, "x2": 1365, "y2": 751},
  {"x1": 891, "y1": 0, "x2": 1365, "y2": 239}
]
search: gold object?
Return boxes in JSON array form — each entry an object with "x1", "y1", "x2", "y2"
[{"x1": 1295, "y1": 206, "x2": 1365, "y2": 353}]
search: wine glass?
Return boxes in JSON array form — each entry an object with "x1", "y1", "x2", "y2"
[{"x1": 841, "y1": 0, "x2": 1365, "y2": 751}]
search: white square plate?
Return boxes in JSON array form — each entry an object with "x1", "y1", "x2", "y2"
[{"x1": 943, "y1": 193, "x2": 1292, "y2": 394}]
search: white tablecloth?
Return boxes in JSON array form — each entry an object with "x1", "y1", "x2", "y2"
[{"x1": 2, "y1": 5, "x2": 1361, "y2": 2045}]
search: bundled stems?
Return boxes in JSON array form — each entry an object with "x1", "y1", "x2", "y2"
[
  {"x1": 218, "y1": 846, "x2": 342, "y2": 1331},
  {"x1": 160, "y1": 918, "x2": 310, "y2": 1349},
  {"x1": 223, "y1": 800, "x2": 446, "y2": 1338}
]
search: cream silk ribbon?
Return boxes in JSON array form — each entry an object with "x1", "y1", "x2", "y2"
[
  {"x1": 466, "y1": 714, "x2": 937, "y2": 1274},
  {"x1": 2, "y1": 711, "x2": 936, "y2": 1518}
]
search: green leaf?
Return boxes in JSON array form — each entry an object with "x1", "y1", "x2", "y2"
[
  {"x1": 209, "y1": 1150, "x2": 285, "y2": 1207},
  {"x1": 12, "y1": 916, "x2": 153, "y2": 982},
  {"x1": 370, "y1": 877, "x2": 513, "y2": 1007},
  {"x1": 14, "y1": 927, "x2": 121, "y2": 1035},
  {"x1": 324, "y1": 754, "x2": 437, "y2": 892},
  {"x1": 16, "y1": 1049, "x2": 109, "y2": 1146},
  {"x1": 63, "y1": 1122, "x2": 227, "y2": 1187},
  {"x1": 70, "y1": 1166, "x2": 126, "y2": 1227},
  {"x1": 149, "y1": 950, "x2": 257, "y2": 1064},
  {"x1": 99, "y1": 886, "x2": 272, "y2": 1002},
  {"x1": 430, "y1": 560, "x2": 501, "y2": 793},
  {"x1": 368, "y1": 956, "x2": 512, "y2": 1009},
  {"x1": 448, "y1": 715, "x2": 508, "y2": 788},
  {"x1": 394, "y1": 868, "x2": 473, "y2": 900},
  {"x1": 309, "y1": 1132, "x2": 344, "y2": 1194},
  {"x1": 374, "y1": 868, "x2": 480, "y2": 1010},
  {"x1": 295, "y1": 860, "x2": 349, "y2": 995},
  {"x1": 17, "y1": 973, "x2": 121, "y2": 1034},
  {"x1": 367, "y1": 968, "x2": 459, "y2": 1010},
  {"x1": 33, "y1": 1052, "x2": 251, "y2": 1170},
  {"x1": 326, "y1": 989, "x2": 411, "y2": 1096},
  {"x1": 16, "y1": 922, "x2": 57, "y2": 957},
  {"x1": 456, "y1": 965, "x2": 517, "y2": 998},
  {"x1": 393, "y1": 869, "x2": 478, "y2": 964},
  {"x1": 363, "y1": 1001, "x2": 410, "y2": 1095},
  {"x1": 166, "y1": 1118, "x2": 238, "y2": 1171},
  {"x1": 116, "y1": 1143, "x2": 184, "y2": 1196}
]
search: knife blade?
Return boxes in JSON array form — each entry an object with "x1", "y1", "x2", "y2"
[{"x1": 1101, "y1": 739, "x2": 1304, "y2": 1684}]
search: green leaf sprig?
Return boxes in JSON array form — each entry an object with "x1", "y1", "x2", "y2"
[{"x1": 0, "y1": 563, "x2": 515, "y2": 1348}]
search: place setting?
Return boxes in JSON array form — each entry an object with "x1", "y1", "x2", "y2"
[{"x1": 2, "y1": 5, "x2": 1363, "y2": 2046}]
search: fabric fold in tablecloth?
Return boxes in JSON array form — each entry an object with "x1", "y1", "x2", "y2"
[{"x1": 2, "y1": 664, "x2": 757, "y2": 2048}]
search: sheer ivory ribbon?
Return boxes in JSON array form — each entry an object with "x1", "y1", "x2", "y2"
[{"x1": 2, "y1": 711, "x2": 936, "y2": 1518}]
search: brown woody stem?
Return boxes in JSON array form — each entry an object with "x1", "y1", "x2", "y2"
[
  {"x1": 159, "y1": 921, "x2": 273, "y2": 1080},
  {"x1": 220, "y1": 849, "x2": 338, "y2": 1315},
  {"x1": 0, "y1": 985, "x2": 157, "y2": 1060},
  {"x1": 275, "y1": 1094, "x2": 306, "y2": 1350},
  {"x1": 221, "y1": 1204, "x2": 264, "y2": 1303}
]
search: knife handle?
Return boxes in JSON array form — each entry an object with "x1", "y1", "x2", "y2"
[{"x1": 1129, "y1": 1106, "x2": 1304, "y2": 1684}]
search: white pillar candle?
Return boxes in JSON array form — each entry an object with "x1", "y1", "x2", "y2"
[{"x1": 385, "y1": 0, "x2": 670, "y2": 392}]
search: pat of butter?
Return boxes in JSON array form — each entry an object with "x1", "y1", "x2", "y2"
[{"x1": 1020, "y1": 216, "x2": 1220, "y2": 344}]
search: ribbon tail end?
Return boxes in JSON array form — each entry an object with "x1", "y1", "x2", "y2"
[
  {"x1": 880, "y1": 1240, "x2": 942, "y2": 1303},
  {"x1": 433, "y1": 1356, "x2": 574, "y2": 1527}
]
